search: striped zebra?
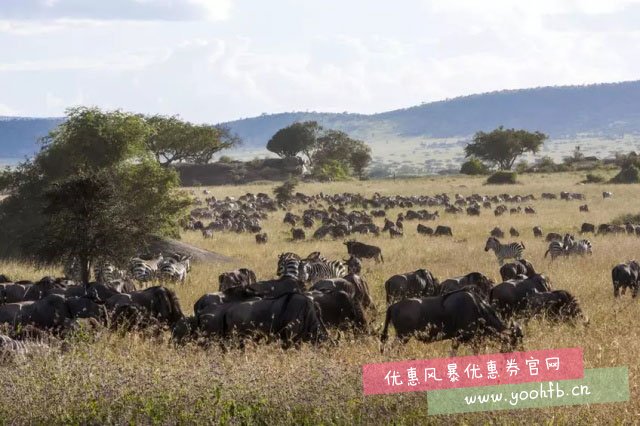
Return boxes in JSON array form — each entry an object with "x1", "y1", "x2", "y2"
[
  {"x1": 158, "y1": 254, "x2": 192, "y2": 283},
  {"x1": 484, "y1": 237, "x2": 525, "y2": 265},
  {"x1": 63, "y1": 257, "x2": 83, "y2": 282},
  {"x1": 93, "y1": 261, "x2": 125, "y2": 284},
  {"x1": 279, "y1": 258, "x2": 307, "y2": 281},
  {"x1": 544, "y1": 241, "x2": 566, "y2": 260},
  {"x1": 277, "y1": 252, "x2": 301, "y2": 276},
  {"x1": 300, "y1": 259, "x2": 347, "y2": 283},
  {"x1": 564, "y1": 235, "x2": 593, "y2": 256},
  {"x1": 130, "y1": 254, "x2": 164, "y2": 282}
]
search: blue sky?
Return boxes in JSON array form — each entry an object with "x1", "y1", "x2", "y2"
[{"x1": 0, "y1": 0, "x2": 639, "y2": 123}]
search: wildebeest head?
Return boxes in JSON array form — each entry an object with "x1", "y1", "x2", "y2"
[
  {"x1": 343, "y1": 255, "x2": 362, "y2": 274},
  {"x1": 484, "y1": 237, "x2": 498, "y2": 252},
  {"x1": 505, "y1": 322, "x2": 524, "y2": 351}
]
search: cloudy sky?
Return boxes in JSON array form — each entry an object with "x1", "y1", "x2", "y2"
[{"x1": 0, "y1": 0, "x2": 639, "y2": 123}]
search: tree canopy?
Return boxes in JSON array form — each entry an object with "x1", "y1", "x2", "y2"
[
  {"x1": 312, "y1": 130, "x2": 372, "y2": 180},
  {"x1": 144, "y1": 115, "x2": 240, "y2": 166},
  {"x1": 0, "y1": 107, "x2": 190, "y2": 283},
  {"x1": 464, "y1": 126, "x2": 547, "y2": 170},
  {"x1": 266, "y1": 121, "x2": 321, "y2": 164}
]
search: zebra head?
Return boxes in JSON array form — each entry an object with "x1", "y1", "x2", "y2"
[{"x1": 484, "y1": 237, "x2": 498, "y2": 252}]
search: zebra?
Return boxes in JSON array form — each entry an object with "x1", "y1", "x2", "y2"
[
  {"x1": 300, "y1": 259, "x2": 347, "y2": 283},
  {"x1": 63, "y1": 256, "x2": 83, "y2": 282},
  {"x1": 130, "y1": 254, "x2": 164, "y2": 282},
  {"x1": 564, "y1": 235, "x2": 593, "y2": 256},
  {"x1": 484, "y1": 237, "x2": 525, "y2": 265},
  {"x1": 93, "y1": 261, "x2": 125, "y2": 284},
  {"x1": 279, "y1": 258, "x2": 308, "y2": 281},
  {"x1": 158, "y1": 254, "x2": 192, "y2": 283},
  {"x1": 544, "y1": 241, "x2": 566, "y2": 260},
  {"x1": 277, "y1": 252, "x2": 301, "y2": 276}
]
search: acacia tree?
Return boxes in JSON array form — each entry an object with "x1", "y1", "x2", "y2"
[
  {"x1": 0, "y1": 107, "x2": 190, "y2": 284},
  {"x1": 266, "y1": 121, "x2": 322, "y2": 165},
  {"x1": 145, "y1": 115, "x2": 240, "y2": 165},
  {"x1": 312, "y1": 130, "x2": 371, "y2": 180},
  {"x1": 464, "y1": 126, "x2": 547, "y2": 170}
]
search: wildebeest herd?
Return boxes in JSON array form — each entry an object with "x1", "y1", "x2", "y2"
[{"x1": 0, "y1": 187, "x2": 635, "y2": 359}]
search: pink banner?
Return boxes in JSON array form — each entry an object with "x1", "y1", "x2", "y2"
[{"x1": 362, "y1": 347, "x2": 583, "y2": 395}]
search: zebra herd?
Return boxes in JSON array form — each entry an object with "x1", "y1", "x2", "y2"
[
  {"x1": 276, "y1": 252, "x2": 348, "y2": 283},
  {"x1": 64, "y1": 252, "x2": 192, "y2": 285},
  {"x1": 544, "y1": 234, "x2": 593, "y2": 260}
]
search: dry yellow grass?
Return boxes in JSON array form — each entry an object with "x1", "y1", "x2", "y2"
[{"x1": 1, "y1": 170, "x2": 640, "y2": 424}]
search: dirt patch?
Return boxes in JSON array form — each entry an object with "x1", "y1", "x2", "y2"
[{"x1": 145, "y1": 236, "x2": 234, "y2": 264}]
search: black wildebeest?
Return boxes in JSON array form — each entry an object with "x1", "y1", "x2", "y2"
[
  {"x1": 490, "y1": 275, "x2": 552, "y2": 317},
  {"x1": 343, "y1": 255, "x2": 362, "y2": 274},
  {"x1": 439, "y1": 272, "x2": 494, "y2": 300},
  {"x1": 248, "y1": 276, "x2": 306, "y2": 298},
  {"x1": 311, "y1": 276, "x2": 374, "y2": 310},
  {"x1": 611, "y1": 261, "x2": 640, "y2": 298},
  {"x1": 490, "y1": 227, "x2": 505, "y2": 238},
  {"x1": 384, "y1": 269, "x2": 439, "y2": 304},
  {"x1": 380, "y1": 290, "x2": 523, "y2": 355},
  {"x1": 546, "y1": 232, "x2": 562, "y2": 242},
  {"x1": 533, "y1": 226, "x2": 543, "y2": 238},
  {"x1": 525, "y1": 290, "x2": 587, "y2": 323},
  {"x1": 218, "y1": 268, "x2": 257, "y2": 291},
  {"x1": 306, "y1": 289, "x2": 367, "y2": 331},
  {"x1": 292, "y1": 228, "x2": 306, "y2": 241},
  {"x1": 434, "y1": 225, "x2": 453, "y2": 237},
  {"x1": 106, "y1": 286, "x2": 184, "y2": 328},
  {"x1": 344, "y1": 240, "x2": 383, "y2": 263},
  {"x1": 580, "y1": 223, "x2": 595, "y2": 234},
  {"x1": 193, "y1": 286, "x2": 261, "y2": 317},
  {"x1": 199, "y1": 292, "x2": 328, "y2": 347},
  {"x1": 510, "y1": 227, "x2": 520, "y2": 237},
  {"x1": 500, "y1": 259, "x2": 537, "y2": 281},
  {"x1": 417, "y1": 224, "x2": 434, "y2": 235},
  {"x1": 255, "y1": 233, "x2": 268, "y2": 244}
]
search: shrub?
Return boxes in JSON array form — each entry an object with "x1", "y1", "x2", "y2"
[
  {"x1": 609, "y1": 165, "x2": 640, "y2": 184},
  {"x1": 312, "y1": 160, "x2": 351, "y2": 182},
  {"x1": 460, "y1": 158, "x2": 489, "y2": 175},
  {"x1": 218, "y1": 155, "x2": 234, "y2": 163},
  {"x1": 273, "y1": 177, "x2": 298, "y2": 204},
  {"x1": 583, "y1": 173, "x2": 605, "y2": 183},
  {"x1": 611, "y1": 212, "x2": 640, "y2": 225},
  {"x1": 486, "y1": 171, "x2": 518, "y2": 184}
]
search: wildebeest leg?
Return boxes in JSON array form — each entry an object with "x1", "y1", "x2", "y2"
[
  {"x1": 621, "y1": 287, "x2": 627, "y2": 296},
  {"x1": 613, "y1": 282, "x2": 620, "y2": 298},
  {"x1": 450, "y1": 339, "x2": 460, "y2": 357},
  {"x1": 632, "y1": 284, "x2": 638, "y2": 299}
]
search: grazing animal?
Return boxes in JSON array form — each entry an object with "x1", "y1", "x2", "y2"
[
  {"x1": 306, "y1": 290, "x2": 367, "y2": 331},
  {"x1": 344, "y1": 255, "x2": 362, "y2": 274},
  {"x1": 612, "y1": 261, "x2": 640, "y2": 298},
  {"x1": 202, "y1": 229, "x2": 214, "y2": 239},
  {"x1": 563, "y1": 234, "x2": 593, "y2": 256},
  {"x1": 276, "y1": 252, "x2": 302, "y2": 276},
  {"x1": 106, "y1": 286, "x2": 184, "y2": 328},
  {"x1": 291, "y1": 228, "x2": 306, "y2": 241},
  {"x1": 524, "y1": 206, "x2": 536, "y2": 214},
  {"x1": 484, "y1": 237, "x2": 525, "y2": 265},
  {"x1": 130, "y1": 254, "x2": 164, "y2": 282},
  {"x1": 580, "y1": 223, "x2": 595, "y2": 234},
  {"x1": 434, "y1": 225, "x2": 453, "y2": 237},
  {"x1": 312, "y1": 276, "x2": 374, "y2": 310},
  {"x1": 255, "y1": 233, "x2": 268, "y2": 244},
  {"x1": 603, "y1": 191, "x2": 613, "y2": 199},
  {"x1": 439, "y1": 272, "x2": 494, "y2": 300},
  {"x1": 579, "y1": 204, "x2": 589, "y2": 212},
  {"x1": 532, "y1": 226, "x2": 543, "y2": 238},
  {"x1": 344, "y1": 240, "x2": 384, "y2": 263},
  {"x1": 158, "y1": 255, "x2": 191, "y2": 283},
  {"x1": 509, "y1": 227, "x2": 520, "y2": 237},
  {"x1": 490, "y1": 227, "x2": 505, "y2": 238},
  {"x1": 218, "y1": 269, "x2": 257, "y2": 291},
  {"x1": 93, "y1": 261, "x2": 125, "y2": 285},
  {"x1": 490, "y1": 275, "x2": 552, "y2": 317},
  {"x1": 381, "y1": 290, "x2": 523, "y2": 354},
  {"x1": 384, "y1": 269, "x2": 439, "y2": 304},
  {"x1": 544, "y1": 241, "x2": 566, "y2": 261},
  {"x1": 417, "y1": 224, "x2": 434, "y2": 235},
  {"x1": 525, "y1": 290, "x2": 586, "y2": 323},
  {"x1": 300, "y1": 259, "x2": 347, "y2": 284},
  {"x1": 545, "y1": 232, "x2": 562, "y2": 242},
  {"x1": 500, "y1": 262, "x2": 528, "y2": 281}
]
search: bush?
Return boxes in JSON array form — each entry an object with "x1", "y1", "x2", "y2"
[
  {"x1": 312, "y1": 160, "x2": 351, "y2": 182},
  {"x1": 610, "y1": 165, "x2": 640, "y2": 184},
  {"x1": 273, "y1": 177, "x2": 298, "y2": 204},
  {"x1": 218, "y1": 155, "x2": 234, "y2": 163},
  {"x1": 611, "y1": 212, "x2": 640, "y2": 225},
  {"x1": 486, "y1": 171, "x2": 518, "y2": 184},
  {"x1": 460, "y1": 158, "x2": 489, "y2": 175},
  {"x1": 583, "y1": 173, "x2": 606, "y2": 183}
]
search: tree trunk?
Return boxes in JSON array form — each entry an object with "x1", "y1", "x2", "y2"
[{"x1": 80, "y1": 254, "x2": 91, "y2": 288}]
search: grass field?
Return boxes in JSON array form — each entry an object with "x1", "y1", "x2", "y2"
[{"x1": 1, "y1": 170, "x2": 640, "y2": 424}]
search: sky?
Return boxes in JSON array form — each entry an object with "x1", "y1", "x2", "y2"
[{"x1": 0, "y1": 0, "x2": 639, "y2": 124}]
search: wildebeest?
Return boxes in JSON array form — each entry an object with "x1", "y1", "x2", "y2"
[
  {"x1": 490, "y1": 227, "x2": 505, "y2": 238},
  {"x1": 311, "y1": 275, "x2": 374, "y2": 310},
  {"x1": 434, "y1": 225, "x2": 453, "y2": 237},
  {"x1": 384, "y1": 269, "x2": 439, "y2": 304},
  {"x1": 439, "y1": 272, "x2": 493, "y2": 300},
  {"x1": 525, "y1": 290, "x2": 587, "y2": 323},
  {"x1": 199, "y1": 292, "x2": 328, "y2": 347},
  {"x1": 255, "y1": 233, "x2": 268, "y2": 244},
  {"x1": 292, "y1": 228, "x2": 306, "y2": 241},
  {"x1": 0, "y1": 275, "x2": 11, "y2": 284},
  {"x1": 546, "y1": 232, "x2": 562, "y2": 242},
  {"x1": 532, "y1": 226, "x2": 543, "y2": 238},
  {"x1": 466, "y1": 206, "x2": 480, "y2": 216},
  {"x1": 579, "y1": 204, "x2": 589, "y2": 212},
  {"x1": 343, "y1": 255, "x2": 362, "y2": 274},
  {"x1": 344, "y1": 240, "x2": 383, "y2": 263},
  {"x1": 106, "y1": 286, "x2": 184, "y2": 328},
  {"x1": 490, "y1": 275, "x2": 552, "y2": 317},
  {"x1": 218, "y1": 268, "x2": 257, "y2": 291},
  {"x1": 580, "y1": 223, "x2": 595, "y2": 234},
  {"x1": 509, "y1": 227, "x2": 520, "y2": 237},
  {"x1": 380, "y1": 290, "x2": 523, "y2": 354},
  {"x1": 603, "y1": 191, "x2": 613, "y2": 199},
  {"x1": 306, "y1": 290, "x2": 367, "y2": 331},
  {"x1": 611, "y1": 261, "x2": 640, "y2": 298},
  {"x1": 417, "y1": 224, "x2": 434, "y2": 235}
]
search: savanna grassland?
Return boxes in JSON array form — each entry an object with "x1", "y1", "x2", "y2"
[{"x1": 2, "y1": 170, "x2": 640, "y2": 425}]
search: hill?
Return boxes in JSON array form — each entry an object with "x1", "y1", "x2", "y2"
[{"x1": 1, "y1": 81, "x2": 639, "y2": 171}]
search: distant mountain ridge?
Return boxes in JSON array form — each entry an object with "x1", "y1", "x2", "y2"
[{"x1": 1, "y1": 80, "x2": 639, "y2": 159}]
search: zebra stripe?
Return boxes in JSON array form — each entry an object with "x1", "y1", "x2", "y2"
[
  {"x1": 277, "y1": 252, "x2": 301, "y2": 276},
  {"x1": 129, "y1": 255, "x2": 163, "y2": 282},
  {"x1": 301, "y1": 259, "x2": 347, "y2": 283},
  {"x1": 280, "y1": 258, "x2": 304, "y2": 280},
  {"x1": 93, "y1": 261, "x2": 125, "y2": 284},
  {"x1": 484, "y1": 237, "x2": 525, "y2": 265},
  {"x1": 544, "y1": 241, "x2": 565, "y2": 260}
]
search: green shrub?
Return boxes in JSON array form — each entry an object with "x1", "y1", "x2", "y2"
[
  {"x1": 610, "y1": 165, "x2": 640, "y2": 183},
  {"x1": 312, "y1": 160, "x2": 351, "y2": 182},
  {"x1": 218, "y1": 155, "x2": 234, "y2": 163},
  {"x1": 486, "y1": 171, "x2": 518, "y2": 184},
  {"x1": 273, "y1": 177, "x2": 298, "y2": 204},
  {"x1": 460, "y1": 158, "x2": 489, "y2": 175},
  {"x1": 583, "y1": 173, "x2": 605, "y2": 183}
]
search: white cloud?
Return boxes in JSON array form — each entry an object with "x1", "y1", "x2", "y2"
[
  {"x1": 0, "y1": 0, "x2": 233, "y2": 21},
  {"x1": 0, "y1": 103, "x2": 20, "y2": 116}
]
